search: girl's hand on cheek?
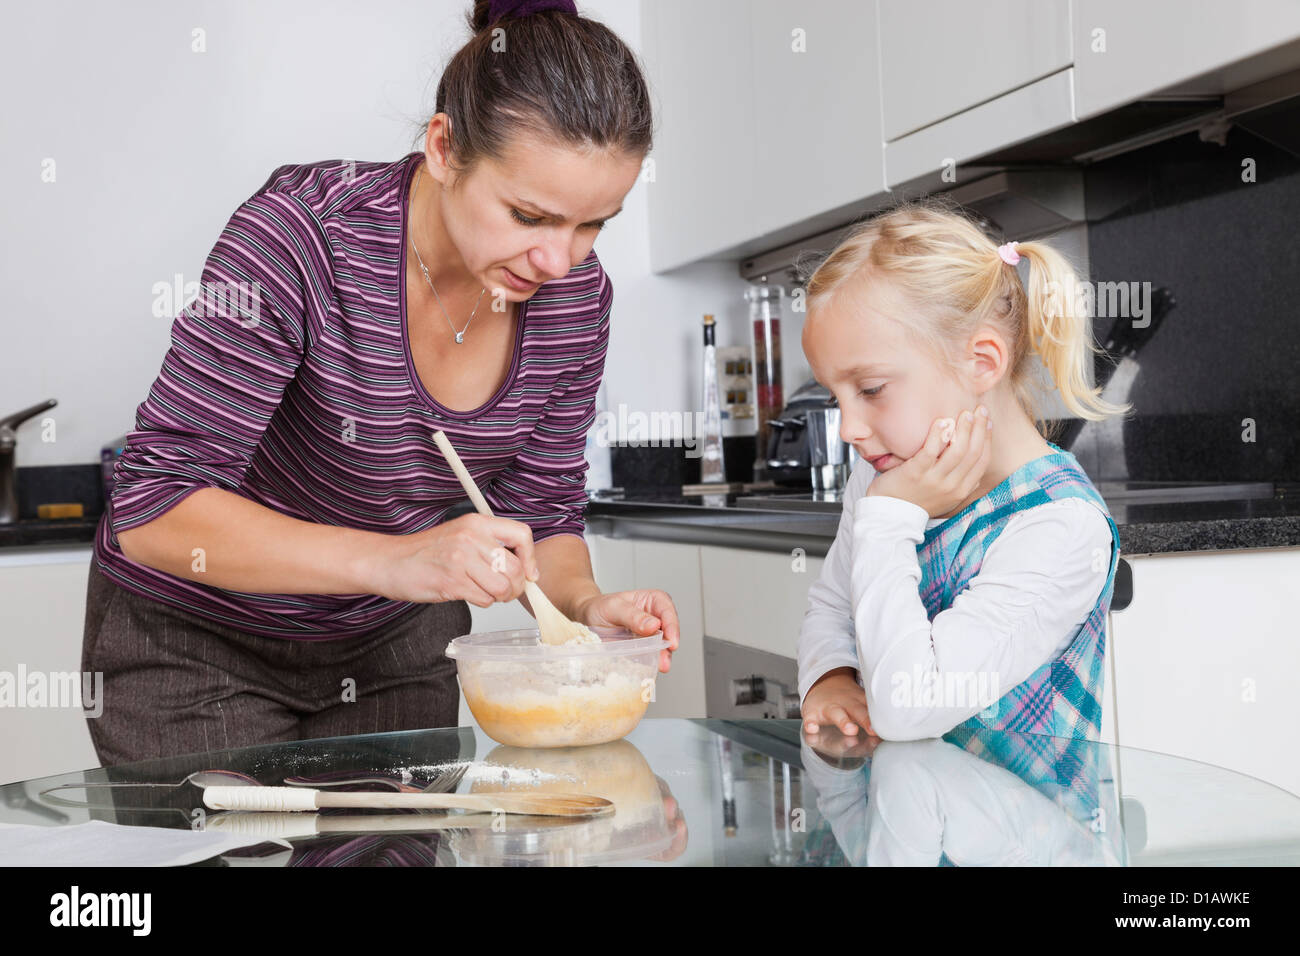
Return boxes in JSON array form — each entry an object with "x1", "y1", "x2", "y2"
[{"x1": 864, "y1": 406, "x2": 993, "y2": 518}]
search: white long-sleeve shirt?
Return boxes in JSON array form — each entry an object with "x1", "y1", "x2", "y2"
[{"x1": 797, "y1": 456, "x2": 1114, "y2": 741}]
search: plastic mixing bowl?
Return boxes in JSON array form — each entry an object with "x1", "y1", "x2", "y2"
[{"x1": 446, "y1": 627, "x2": 669, "y2": 748}]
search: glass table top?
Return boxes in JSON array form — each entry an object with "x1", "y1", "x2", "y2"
[{"x1": 3, "y1": 718, "x2": 1298, "y2": 866}]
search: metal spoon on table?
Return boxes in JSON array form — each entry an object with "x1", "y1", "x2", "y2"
[{"x1": 38, "y1": 769, "x2": 260, "y2": 809}]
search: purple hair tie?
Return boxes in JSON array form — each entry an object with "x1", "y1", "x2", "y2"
[{"x1": 488, "y1": 0, "x2": 578, "y2": 22}]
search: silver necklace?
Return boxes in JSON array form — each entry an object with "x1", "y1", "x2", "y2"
[{"x1": 408, "y1": 166, "x2": 485, "y2": 344}]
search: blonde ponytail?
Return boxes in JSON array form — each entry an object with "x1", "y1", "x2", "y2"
[{"x1": 1015, "y1": 241, "x2": 1132, "y2": 422}]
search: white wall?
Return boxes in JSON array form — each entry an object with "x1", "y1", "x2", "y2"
[{"x1": 1, "y1": 0, "x2": 759, "y2": 468}]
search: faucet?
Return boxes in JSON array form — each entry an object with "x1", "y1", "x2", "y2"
[{"x1": 0, "y1": 399, "x2": 58, "y2": 525}]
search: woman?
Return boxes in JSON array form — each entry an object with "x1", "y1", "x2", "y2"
[{"x1": 82, "y1": 0, "x2": 679, "y2": 766}]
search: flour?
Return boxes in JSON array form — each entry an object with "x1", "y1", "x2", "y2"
[{"x1": 547, "y1": 625, "x2": 600, "y2": 646}]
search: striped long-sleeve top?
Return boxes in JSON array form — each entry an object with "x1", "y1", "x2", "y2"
[{"x1": 94, "y1": 151, "x2": 610, "y2": 639}]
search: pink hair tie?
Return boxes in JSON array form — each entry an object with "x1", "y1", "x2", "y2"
[{"x1": 997, "y1": 241, "x2": 1021, "y2": 265}]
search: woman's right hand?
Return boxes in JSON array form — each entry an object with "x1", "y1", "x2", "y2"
[{"x1": 365, "y1": 513, "x2": 539, "y2": 606}]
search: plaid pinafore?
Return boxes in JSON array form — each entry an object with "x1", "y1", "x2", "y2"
[{"x1": 920, "y1": 442, "x2": 1121, "y2": 741}]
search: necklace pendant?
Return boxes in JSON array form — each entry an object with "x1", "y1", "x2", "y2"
[{"x1": 454, "y1": 331, "x2": 464, "y2": 344}]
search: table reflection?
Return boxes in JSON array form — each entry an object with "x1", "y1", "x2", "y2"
[
  {"x1": 3, "y1": 719, "x2": 1297, "y2": 866},
  {"x1": 799, "y1": 725, "x2": 1123, "y2": 865}
]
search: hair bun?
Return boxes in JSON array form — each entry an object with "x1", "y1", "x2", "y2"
[{"x1": 471, "y1": 0, "x2": 578, "y2": 32}]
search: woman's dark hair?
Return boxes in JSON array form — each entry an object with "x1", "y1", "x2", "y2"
[{"x1": 424, "y1": 0, "x2": 654, "y2": 175}]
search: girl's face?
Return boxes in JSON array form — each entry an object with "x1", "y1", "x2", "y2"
[
  {"x1": 802, "y1": 277, "x2": 977, "y2": 472},
  {"x1": 431, "y1": 126, "x2": 643, "y2": 301}
]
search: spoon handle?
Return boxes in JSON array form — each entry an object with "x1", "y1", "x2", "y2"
[
  {"x1": 202, "y1": 786, "x2": 613, "y2": 817},
  {"x1": 431, "y1": 430, "x2": 563, "y2": 623},
  {"x1": 431, "y1": 430, "x2": 495, "y2": 517}
]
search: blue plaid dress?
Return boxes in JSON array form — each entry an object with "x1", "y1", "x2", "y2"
[{"x1": 921, "y1": 442, "x2": 1121, "y2": 741}]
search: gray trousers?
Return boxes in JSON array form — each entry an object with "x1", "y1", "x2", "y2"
[{"x1": 81, "y1": 555, "x2": 471, "y2": 767}]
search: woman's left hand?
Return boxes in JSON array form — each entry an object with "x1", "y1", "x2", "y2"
[
  {"x1": 866, "y1": 405, "x2": 993, "y2": 518},
  {"x1": 574, "y1": 588, "x2": 680, "y2": 673}
]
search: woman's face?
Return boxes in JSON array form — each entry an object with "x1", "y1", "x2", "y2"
[
  {"x1": 431, "y1": 125, "x2": 643, "y2": 301},
  {"x1": 802, "y1": 276, "x2": 976, "y2": 472}
]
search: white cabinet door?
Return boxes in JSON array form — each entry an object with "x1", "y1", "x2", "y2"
[
  {"x1": 1110, "y1": 548, "x2": 1300, "y2": 799},
  {"x1": 641, "y1": 0, "x2": 761, "y2": 270},
  {"x1": 699, "y1": 544, "x2": 824, "y2": 660},
  {"x1": 587, "y1": 532, "x2": 637, "y2": 595},
  {"x1": 641, "y1": 1, "x2": 888, "y2": 269},
  {"x1": 883, "y1": 69, "x2": 1075, "y2": 188},
  {"x1": 1073, "y1": 0, "x2": 1300, "y2": 120},
  {"x1": 0, "y1": 548, "x2": 99, "y2": 784},
  {"x1": 878, "y1": 0, "x2": 1071, "y2": 141},
  {"x1": 634, "y1": 540, "x2": 706, "y2": 718},
  {"x1": 747, "y1": 0, "x2": 886, "y2": 238}
]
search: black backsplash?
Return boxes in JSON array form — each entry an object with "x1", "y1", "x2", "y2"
[
  {"x1": 15, "y1": 464, "x2": 105, "y2": 519},
  {"x1": 1082, "y1": 122, "x2": 1300, "y2": 483},
  {"x1": 610, "y1": 435, "x2": 757, "y2": 492}
]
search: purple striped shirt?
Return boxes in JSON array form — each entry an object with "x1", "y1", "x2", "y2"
[{"x1": 95, "y1": 151, "x2": 609, "y2": 639}]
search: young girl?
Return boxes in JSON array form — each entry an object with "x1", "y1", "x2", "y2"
[{"x1": 797, "y1": 201, "x2": 1128, "y2": 743}]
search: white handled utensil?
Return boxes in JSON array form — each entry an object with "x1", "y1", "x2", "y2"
[
  {"x1": 203, "y1": 786, "x2": 614, "y2": 817},
  {"x1": 205, "y1": 810, "x2": 581, "y2": 839},
  {"x1": 431, "y1": 429, "x2": 599, "y2": 646}
]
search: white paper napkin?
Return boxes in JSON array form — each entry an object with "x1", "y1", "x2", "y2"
[{"x1": 0, "y1": 819, "x2": 291, "y2": 867}]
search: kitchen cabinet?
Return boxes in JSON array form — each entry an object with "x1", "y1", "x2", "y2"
[
  {"x1": 878, "y1": 0, "x2": 1071, "y2": 141},
  {"x1": 640, "y1": 0, "x2": 886, "y2": 271},
  {"x1": 585, "y1": 531, "x2": 637, "y2": 595},
  {"x1": 883, "y1": 69, "x2": 1076, "y2": 188},
  {"x1": 1072, "y1": 0, "x2": 1300, "y2": 120},
  {"x1": 640, "y1": 0, "x2": 761, "y2": 270},
  {"x1": 634, "y1": 540, "x2": 707, "y2": 719},
  {"x1": 643, "y1": 1, "x2": 1300, "y2": 270},
  {"x1": 745, "y1": 0, "x2": 886, "y2": 241},
  {"x1": 0, "y1": 547, "x2": 98, "y2": 785},
  {"x1": 1109, "y1": 547, "x2": 1300, "y2": 799},
  {"x1": 699, "y1": 544, "x2": 823, "y2": 661}
]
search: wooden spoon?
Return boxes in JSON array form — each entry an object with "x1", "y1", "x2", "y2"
[
  {"x1": 203, "y1": 786, "x2": 614, "y2": 817},
  {"x1": 431, "y1": 429, "x2": 598, "y2": 646}
]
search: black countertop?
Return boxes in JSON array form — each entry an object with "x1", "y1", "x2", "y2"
[
  {"x1": 5, "y1": 479, "x2": 1297, "y2": 558},
  {"x1": 0, "y1": 516, "x2": 101, "y2": 550},
  {"x1": 585, "y1": 486, "x2": 1300, "y2": 556}
]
